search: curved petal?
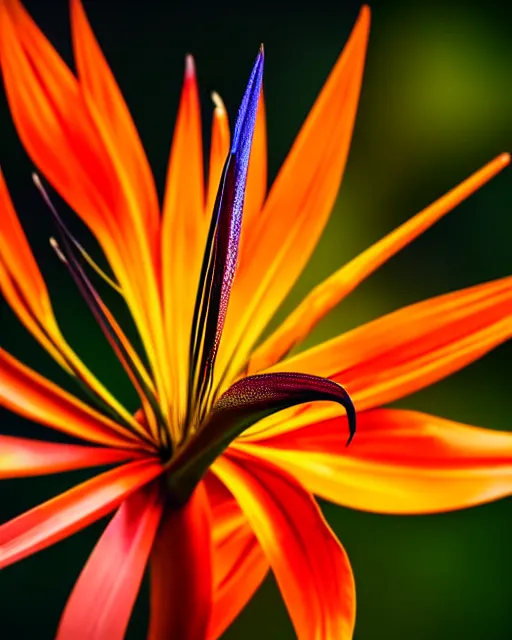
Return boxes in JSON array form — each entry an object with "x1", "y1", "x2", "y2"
[
  {"x1": 237, "y1": 409, "x2": 512, "y2": 514},
  {"x1": 0, "y1": 348, "x2": 146, "y2": 449},
  {"x1": 148, "y1": 482, "x2": 212, "y2": 640},
  {"x1": 0, "y1": 458, "x2": 163, "y2": 570},
  {"x1": 161, "y1": 55, "x2": 206, "y2": 424},
  {"x1": 0, "y1": 435, "x2": 142, "y2": 478},
  {"x1": 250, "y1": 153, "x2": 511, "y2": 372},
  {"x1": 0, "y1": 1, "x2": 169, "y2": 408},
  {"x1": 70, "y1": 0, "x2": 160, "y2": 252},
  {"x1": 0, "y1": 171, "x2": 140, "y2": 429},
  {"x1": 213, "y1": 451, "x2": 355, "y2": 640},
  {"x1": 216, "y1": 7, "x2": 370, "y2": 388},
  {"x1": 204, "y1": 472, "x2": 268, "y2": 640},
  {"x1": 57, "y1": 481, "x2": 163, "y2": 640},
  {"x1": 268, "y1": 276, "x2": 512, "y2": 413}
]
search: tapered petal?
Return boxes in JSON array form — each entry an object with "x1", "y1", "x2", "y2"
[
  {"x1": 161, "y1": 55, "x2": 206, "y2": 424},
  {"x1": 238, "y1": 409, "x2": 512, "y2": 514},
  {"x1": 70, "y1": 0, "x2": 160, "y2": 252},
  {"x1": 0, "y1": 1, "x2": 170, "y2": 409},
  {"x1": 206, "y1": 95, "x2": 231, "y2": 220},
  {"x1": 250, "y1": 153, "x2": 511, "y2": 372},
  {"x1": 267, "y1": 276, "x2": 512, "y2": 414},
  {"x1": 0, "y1": 435, "x2": 141, "y2": 479},
  {"x1": 0, "y1": 458, "x2": 162, "y2": 570},
  {"x1": 57, "y1": 482, "x2": 163, "y2": 640},
  {"x1": 0, "y1": 171, "x2": 140, "y2": 429},
  {"x1": 216, "y1": 7, "x2": 370, "y2": 388},
  {"x1": 148, "y1": 482, "x2": 212, "y2": 640},
  {"x1": 214, "y1": 452, "x2": 356, "y2": 640},
  {"x1": 0, "y1": 348, "x2": 146, "y2": 449},
  {"x1": 205, "y1": 471, "x2": 268, "y2": 640}
]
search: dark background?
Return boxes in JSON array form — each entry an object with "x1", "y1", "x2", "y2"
[{"x1": 1, "y1": 0, "x2": 511, "y2": 638}]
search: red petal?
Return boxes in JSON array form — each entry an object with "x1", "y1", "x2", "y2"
[
  {"x1": 239, "y1": 409, "x2": 512, "y2": 514},
  {"x1": 267, "y1": 276, "x2": 512, "y2": 413},
  {"x1": 148, "y1": 482, "x2": 212, "y2": 640},
  {"x1": 204, "y1": 472, "x2": 268, "y2": 640},
  {"x1": 0, "y1": 435, "x2": 141, "y2": 478},
  {"x1": 0, "y1": 348, "x2": 143, "y2": 449},
  {"x1": 57, "y1": 482, "x2": 163, "y2": 640},
  {"x1": 213, "y1": 452, "x2": 355, "y2": 640},
  {"x1": 0, "y1": 458, "x2": 162, "y2": 569}
]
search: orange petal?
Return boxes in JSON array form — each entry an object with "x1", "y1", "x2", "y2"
[
  {"x1": 206, "y1": 93, "x2": 231, "y2": 219},
  {"x1": 216, "y1": 7, "x2": 370, "y2": 388},
  {"x1": 0, "y1": 169, "x2": 56, "y2": 328},
  {"x1": 70, "y1": 0, "x2": 160, "y2": 257},
  {"x1": 0, "y1": 1, "x2": 169, "y2": 408},
  {"x1": 268, "y1": 276, "x2": 512, "y2": 414},
  {"x1": 0, "y1": 348, "x2": 146, "y2": 449},
  {"x1": 204, "y1": 471, "x2": 268, "y2": 640},
  {"x1": 0, "y1": 171, "x2": 144, "y2": 430},
  {"x1": 57, "y1": 482, "x2": 163, "y2": 640},
  {"x1": 0, "y1": 458, "x2": 163, "y2": 570},
  {"x1": 148, "y1": 482, "x2": 212, "y2": 640},
  {"x1": 214, "y1": 451, "x2": 356, "y2": 640},
  {"x1": 0, "y1": 435, "x2": 142, "y2": 479},
  {"x1": 238, "y1": 409, "x2": 512, "y2": 514},
  {"x1": 161, "y1": 55, "x2": 206, "y2": 425},
  {"x1": 250, "y1": 153, "x2": 511, "y2": 372}
]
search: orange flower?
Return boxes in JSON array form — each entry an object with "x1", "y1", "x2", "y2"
[{"x1": 0, "y1": 1, "x2": 511, "y2": 638}]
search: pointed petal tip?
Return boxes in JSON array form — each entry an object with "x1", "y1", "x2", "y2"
[
  {"x1": 360, "y1": 4, "x2": 371, "y2": 21},
  {"x1": 185, "y1": 53, "x2": 196, "y2": 79},
  {"x1": 498, "y1": 152, "x2": 510, "y2": 167},
  {"x1": 211, "y1": 91, "x2": 226, "y2": 113}
]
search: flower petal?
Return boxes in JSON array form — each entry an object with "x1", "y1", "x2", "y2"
[
  {"x1": 148, "y1": 482, "x2": 212, "y2": 640},
  {"x1": 56, "y1": 482, "x2": 163, "y2": 640},
  {"x1": 268, "y1": 276, "x2": 512, "y2": 413},
  {"x1": 0, "y1": 1, "x2": 169, "y2": 409},
  {"x1": 213, "y1": 451, "x2": 356, "y2": 640},
  {"x1": 250, "y1": 153, "x2": 511, "y2": 372},
  {"x1": 0, "y1": 435, "x2": 141, "y2": 479},
  {"x1": 0, "y1": 171, "x2": 140, "y2": 429},
  {"x1": 70, "y1": 0, "x2": 160, "y2": 254},
  {"x1": 204, "y1": 472, "x2": 268, "y2": 640},
  {"x1": 238, "y1": 409, "x2": 512, "y2": 514},
  {"x1": 161, "y1": 55, "x2": 206, "y2": 424},
  {"x1": 216, "y1": 7, "x2": 370, "y2": 387},
  {"x1": 206, "y1": 94, "x2": 231, "y2": 220},
  {"x1": 0, "y1": 458, "x2": 162, "y2": 570},
  {"x1": 0, "y1": 348, "x2": 145, "y2": 449}
]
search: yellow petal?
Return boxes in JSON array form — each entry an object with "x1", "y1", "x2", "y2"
[
  {"x1": 206, "y1": 93, "x2": 231, "y2": 218},
  {"x1": 236, "y1": 409, "x2": 512, "y2": 514},
  {"x1": 268, "y1": 276, "x2": 512, "y2": 414},
  {"x1": 215, "y1": 7, "x2": 371, "y2": 389},
  {"x1": 250, "y1": 153, "x2": 511, "y2": 372},
  {"x1": 161, "y1": 55, "x2": 206, "y2": 425}
]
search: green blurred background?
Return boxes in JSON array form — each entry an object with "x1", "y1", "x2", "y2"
[{"x1": 1, "y1": 0, "x2": 511, "y2": 637}]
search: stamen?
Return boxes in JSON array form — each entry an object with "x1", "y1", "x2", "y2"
[{"x1": 34, "y1": 175, "x2": 166, "y2": 449}]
